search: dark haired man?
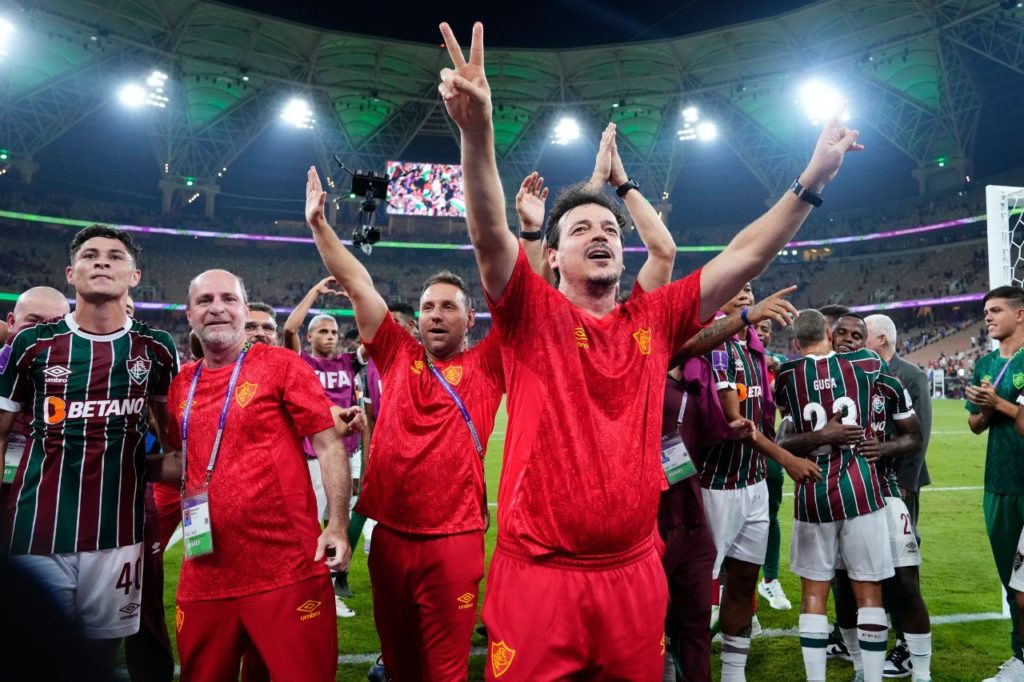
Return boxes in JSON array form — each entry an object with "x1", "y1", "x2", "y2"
[
  {"x1": 968, "y1": 286, "x2": 1024, "y2": 682},
  {"x1": 305, "y1": 168, "x2": 505, "y2": 680},
  {"x1": 0, "y1": 224, "x2": 178, "y2": 666},
  {"x1": 439, "y1": 21, "x2": 862, "y2": 679},
  {"x1": 245, "y1": 301, "x2": 279, "y2": 346}
]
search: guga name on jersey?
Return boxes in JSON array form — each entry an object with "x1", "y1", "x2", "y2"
[{"x1": 44, "y1": 396, "x2": 146, "y2": 424}]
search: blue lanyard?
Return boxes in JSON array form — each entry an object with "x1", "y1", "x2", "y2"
[
  {"x1": 181, "y1": 344, "x2": 250, "y2": 491},
  {"x1": 425, "y1": 358, "x2": 483, "y2": 457}
]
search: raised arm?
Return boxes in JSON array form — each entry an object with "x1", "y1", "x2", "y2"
[
  {"x1": 516, "y1": 172, "x2": 554, "y2": 284},
  {"x1": 698, "y1": 106, "x2": 862, "y2": 320},
  {"x1": 283, "y1": 276, "x2": 346, "y2": 353},
  {"x1": 439, "y1": 22, "x2": 519, "y2": 300},
  {"x1": 676, "y1": 285, "x2": 798, "y2": 359},
  {"x1": 590, "y1": 123, "x2": 676, "y2": 291},
  {"x1": 305, "y1": 167, "x2": 389, "y2": 343}
]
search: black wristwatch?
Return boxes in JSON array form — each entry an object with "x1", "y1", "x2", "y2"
[
  {"x1": 519, "y1": 230, "x2": 544, "y2": 241},
  {"x1": 790, "y1": 178, "x2": 823, "y2": 207},
  {"x1": 616, "y1": 178, "x2": 639, "y2": 198}
]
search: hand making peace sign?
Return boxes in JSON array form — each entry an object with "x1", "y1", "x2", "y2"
[{"x1": 438, "y1": 22, "x2": 492, "y2": 135}]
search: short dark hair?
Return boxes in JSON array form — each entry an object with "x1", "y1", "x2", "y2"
[
  {"x1": 388, "y1": 301, "x2": 416, "y2": 318},
  {"x1": 794, "y1": 309, "x2": 828, "y2": 346},
  {"x1": 545, "y1": 183, "x2": 627, "y2": 251},
  {"x1": 247, "y1": 301, "x2": 276, "y2": 318},
  {"x1": 835, "y1": 312, "x2": 866, "y2": 325},
  {"x1": 984, "y1": 286, "x2": 1024, "y2": 308},
  {"x1": 818, "y1": 304, "x2": 851, "y2": 319},
  {"x1": 69, "y1": 224, "x2": 141, "y2": 262},
  {"x1": 343, "y1": 328, "x2": 360, "y2": 342},
  {"x1": 422, "y1": 270, "x2": 473, "y2": 310}
]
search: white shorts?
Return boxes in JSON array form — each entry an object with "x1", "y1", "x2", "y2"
[
  {"x1": 884, "y1": 497, "x2": 921, "y2": 568},
  {"x1": 791, "y1": 510, "x2": 894, "y2": 582},
  {"x1": 11, "y1": 543, "x2": 144, "y2": 638},
  {"x1": 701, "y1": 480, "x2": 770, "y2": 578},
  {"x1": 350, "y1": 447, "x2": 362, "y2": 480},
  {"x1": 307, "y1": 458, "x2": 327, "y2": 522},
  {"x1": 1009, "y1": 526, "x2": 1024, "y2": 592}
]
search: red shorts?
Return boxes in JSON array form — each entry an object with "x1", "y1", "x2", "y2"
[
  {"x1": 482, "y1": 539, "x2": 668, "y2": 681},
  {"x1": 175, "y1": 576, "x2": 336, "y2": 682},
  {"x1": 367, "y1": 525, "x2": 484, "y2": 682}
]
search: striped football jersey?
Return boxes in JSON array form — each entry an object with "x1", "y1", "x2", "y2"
[
  {"x1": 870, "y1": 372, "x2": 915, "y2": 498},
  {"x1": 775, "y1": 350, "x2": 886, "y2": 523},
  {"x1": 0, "y1": 313, "x2": 179, "y2": 554}
]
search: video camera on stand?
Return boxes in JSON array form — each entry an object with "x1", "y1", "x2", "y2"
[{"x1": 333, "y1": 155, "x2": 389, "y2": 255}]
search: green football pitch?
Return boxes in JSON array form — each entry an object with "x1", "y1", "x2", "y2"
[{"x1": 159, "y1": 399, "x2": 1014, "y2": 681}]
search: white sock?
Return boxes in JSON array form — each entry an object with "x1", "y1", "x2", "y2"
[
  {"x1": 904, "y1": 632, "x2": 932, "y2": 680},
  {"x1": 799, "y1": 614, "x2": 829, "y2": 682},
  {"x1": 841, "y1": 626, "x2": 863, "y2": 671},
  {"x1": 721, "y1": 634, "x2": 750, "y2": 681},
  {"x1": 858, "y1": 607, "x2": 889, "y2": 682}
]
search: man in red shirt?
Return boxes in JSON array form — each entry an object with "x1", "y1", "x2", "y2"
[
  {"x1": 167, "y1": 269, "x2": 351, "y2": 682},
  {"x1": 438, "y1": 21, "x2": 863, "y2": 679},
  {"x1": 304, "y1": 168, "x2": 505, "y2": 680}
]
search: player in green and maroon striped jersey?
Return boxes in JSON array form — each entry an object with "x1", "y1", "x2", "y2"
[
  {"x1": 0, "y1": 225, "x2": 178, "y2": 662},
  {"x1": 776, "y1": 309, "x2": 894, "y2": 682}
]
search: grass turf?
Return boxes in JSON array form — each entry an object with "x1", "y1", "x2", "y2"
[{"x1": 158, "y1": 399, "x2": 1013, "y2": 681}]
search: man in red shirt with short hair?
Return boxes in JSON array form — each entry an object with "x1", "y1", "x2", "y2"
[
  {"x1": 304, "y1": 168, "x2": 505, "y2": 681},
  {"x1": 438, "y1": 21, "x2": 863, "y2": 679},
  {"x1": 167, "y1": 269, "x2": 350, "y2": 682}
]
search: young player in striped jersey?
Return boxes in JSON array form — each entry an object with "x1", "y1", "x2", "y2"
[
  {"x1": 831, "y1": 314, "x2": 930, "y2": 682},
  {"x1": 0, "y1": 225, "x2": 178, "y2": 665},
  {"x1": 700, "y1": 283, "x2": 820, "y2": 681},
  {"x1": 776, "y1": 309, "x2": 894, "y2": 682}
]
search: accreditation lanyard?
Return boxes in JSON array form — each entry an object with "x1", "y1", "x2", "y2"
[
  {"x1": 660, "y1": 381, "x2": 696, "y2": 485},
  {"x1": 425, "y1": 357, "x2": 489, "y2": 527},
  {"x1": 992, "y1": 352, "x2": 1019, "y2": 390},
  {"x1": 180, "y1": 344, "x2": 250, "y2": 492}
]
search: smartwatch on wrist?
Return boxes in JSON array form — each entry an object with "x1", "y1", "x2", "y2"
[
  {"x1": 790, "y1": 178, "x2": 823, "y2": 207},
  {"x1": 616, "y1": 178, "x2": 639, "y2": 198},
  {"x1": 519, "y1": 230, "x2": 544, "y2": 241}
]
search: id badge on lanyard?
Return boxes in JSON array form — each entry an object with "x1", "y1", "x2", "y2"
[
  {"x1": 179, "y1": 344, "x2": 249, "y2": 560},
  {"x1": 661, "y1": 389, "x2": 696, "y2": 485},
  {"x1": 182, "y1": 487, "x2": 214, "y2": 559}
]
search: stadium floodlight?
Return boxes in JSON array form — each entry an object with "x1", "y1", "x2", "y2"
[
  {"x1": 0, "y1": 17, "x2": 13, "y2": 58},
  {"x1": 682, "y1": 106, "x2": 699, "y2": 124},
  {"x1": 552, "y1": 117, "x2": 581, "y2": 145},
  {"x1": 281, "y1": 98, "x2": 315, "y2": 129},
  {"x1": 118, "y1": 83, "x2": 147, "y2": 108},
  {"x1": 798, "y1": 80, "x2": 850, "y2": 126},
  {"x1": 696, "y1": 122, "x2": 718, "y2": 142}
]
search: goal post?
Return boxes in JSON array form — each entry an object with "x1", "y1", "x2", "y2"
[{"x1": 987, "y1": 185, "x2": 1024, "y2": 290}]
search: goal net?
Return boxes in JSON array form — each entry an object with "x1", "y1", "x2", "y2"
[{"x1": 987, "y1": 185, "x2": 1024, "y2": 290}]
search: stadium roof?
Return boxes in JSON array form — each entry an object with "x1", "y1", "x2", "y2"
[{"x1": 1, "y1": 0, "x2": 1022, "y2": 222}]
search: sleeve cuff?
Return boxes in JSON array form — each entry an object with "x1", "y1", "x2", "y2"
[
  {"x1": 715, "y1": 381, "x2": 735, "y2": 391},
  {"x1": 893, "y1": 409, "x2": 915, "y2": 420},
  {"x1": 0, "y1": 396, "x2": 23, "y2": 412}
]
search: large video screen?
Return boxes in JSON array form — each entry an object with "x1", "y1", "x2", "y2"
[{"x1": 386, "y1": 161, "x2": 466, "y2": 218}]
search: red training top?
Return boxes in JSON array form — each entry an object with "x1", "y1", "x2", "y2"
[
  {"x1": 357, "y1": 312, "x2": 504, "y2": 535},
  {"x1": 167, "y1": 343, "x2": 335, "y2": 601},
  {"x1": 488, "y1": 247, "x2": 705, "y2": 563}
]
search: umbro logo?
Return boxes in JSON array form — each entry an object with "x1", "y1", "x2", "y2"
[
  {"x1": 43, "y1": 365, "x2": 72, "y2": 384},
  {"x1": 119, "y1": 603, "x2": 140, "y2": 615}
]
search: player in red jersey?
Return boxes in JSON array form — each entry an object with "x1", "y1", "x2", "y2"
[
  {"x1": 438, "y1": 21, "x2": 862, "y2": 679},
  {"x1": 305, "y1": 167, "x2": 505, "y2": 681},
  {"x1": 166, "y1": 269, "x2": 350, "y2": 681}
]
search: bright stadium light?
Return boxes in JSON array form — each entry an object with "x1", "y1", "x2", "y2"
[
  {"x1": 682, "y1": 106, "x2": 699, "y2": 123},
  {"x1": 798, "y1": 80, "x2": 850, "y2": 126},
  {"x1": 0, "y1": 18, "x2": 13, "y2": 59},
  {"x1": 281, "y1": 98, "x2": 315, "y2": 129},
  {"x1": 118, "y1": 83, "x2": 147, "y2": 108},
  {"x1": 552, "y1": 117, "x2": 581, "y2": 145},
  {"x1": 696, "y1": 121, "x2": 718, "y2": 142}
]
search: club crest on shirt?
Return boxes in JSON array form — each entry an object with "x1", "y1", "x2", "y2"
[
  {"x1": 712, "y1": 349, "x2": 729, "y2": 372},
  {"x1": 632, "y1": 327, "x2": 652, "y2": 355},
  {"x1": 178, "y1": 399, "x2": 196, "y2": 418},
  {"x1": 872, "y1": 395, "x2": 886, "y2": 414},
  {"x1": 410, "y1": 360, "x2": 425, "y2": 375},
  {"x1": 235, "y1": 381, "x2": 258, "y2": 408},
  {"x1": 490, "y1": 640, "x2": 516, "y2": 678},
  {"x1": 1014, "y1": 373, "x2": 1024, "y2": 390},
  {"x1": 442, "y1": 365, "x2": 463, "y2": 386},
  {"x1": 573, "y1": 327, "x2": 590, "y2": 349},
  {"x1": 126, "y1": 356, "x2": 152, "y2": 385}
]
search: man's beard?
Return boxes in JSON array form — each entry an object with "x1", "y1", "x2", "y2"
[
  {"x1": 585, "y1": 271, "x2": 619, "y2": 298},
  {"x1": 197, "y1": 324, "x2": 245, "y2": 349}
]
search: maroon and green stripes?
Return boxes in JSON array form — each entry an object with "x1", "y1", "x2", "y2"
[{"x1": 776, "y1": 352, "x2": 886, "y2": 523}]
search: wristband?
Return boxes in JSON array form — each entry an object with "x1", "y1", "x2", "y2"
[
  {"x1": 616, "y1": 178, "x2": 639, "y2": 198},
  {"x1": 790, "y1": 178, "x2": 823, "y2": 207},
  {"x1": 740, "y1": 307, "x2": 750, "y2": 326},
  {"x1": 519, "y1": 230, "x2": 544, "y2": 241}
]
